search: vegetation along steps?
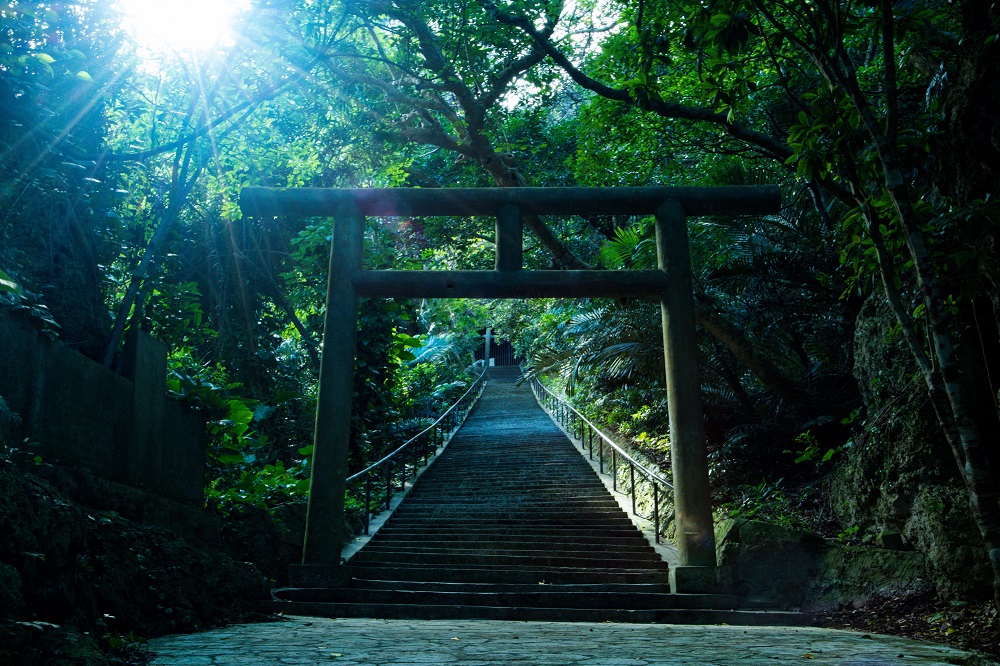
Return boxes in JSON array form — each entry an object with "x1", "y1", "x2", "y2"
[{"x1": 271, "y1": 367, "x2": 808, "y2": 625}]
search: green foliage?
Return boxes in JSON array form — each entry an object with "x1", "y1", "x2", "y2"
[
  {"x1": 3, "y1": 0, "x2": 994, "y2": 555},
  {"x1": 723, "y1": 478, "x2": 805, "y2": 529},
  {"x1": 0, "y1": 269, "x2": 20, "y2": 294},
  {"x1": 0, "y1": 269, "x2": 61, "y2": 336},
  {"x1": 788, "y1": 429, "x2": 846, "y2": 466},
  {"x1": 597, "y1": 222, "x2": 656, "y2": 270}
]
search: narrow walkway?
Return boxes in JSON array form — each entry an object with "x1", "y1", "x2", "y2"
[{"x1": 148, "y1": 617, "x2": 989, "y2": 665}]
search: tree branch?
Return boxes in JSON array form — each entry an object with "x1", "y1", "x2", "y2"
[
  {"x1": 490, "y1": 4, "x2": 794, "y2": 162},
  {"x1": 70, "y1": 76, "x2": 300, "y2": 163},
  {"x1": 478, "y1": 45, "x2": 548, "y2": 110}
]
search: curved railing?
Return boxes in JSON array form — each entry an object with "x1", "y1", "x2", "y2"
[
  {"x1": 529, "y1": 376, "x2": 674, "y2": 543},
  {"x1": 348, "y1": 365, "x2": 489, "y2": 535}
]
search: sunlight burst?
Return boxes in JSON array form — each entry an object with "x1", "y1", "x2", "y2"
[{"x1": 117, "y1": 0, "x2": 249, "y2": 52}]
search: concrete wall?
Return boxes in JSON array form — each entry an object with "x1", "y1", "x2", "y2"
[{"x1": 0, "y1": 313, "x2": 204, "y2": 504}]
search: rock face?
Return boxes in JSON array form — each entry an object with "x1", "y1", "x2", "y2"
[
  {"x1": 716, "y1": 518, "x2": 929, "y2": 610},
  {"x1": 829, "y1": 292, "x2": 991, "y2": 598},
  {"x1": 0, "y1": 460, "x2": 271, "y2": 665}
]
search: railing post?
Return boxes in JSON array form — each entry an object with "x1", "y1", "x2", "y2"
[
  {"x1": 364, "y1": 473, "x2": 372, "y2": 536},
  {"x1": 385, "y1": 460, "x2": 393, "y2": 510},
  {"x1": 599, "y1": 439, "x2": 604, "y2": 474},
  {"x1": 653, "y1": 484, "x2": 660, "y2": 544},
  {"x1": 656, "y1": 199, "x2": 716, "y2": 569},
  {"x1": 630, "y1": 463, "x2": 637, "y2": 514},
  {"x1": 298, "y1": 203, "x2": 364, "y2": 572},
  {"x1": 484, "y1": 327, "x2": 492, "y2": 369},
  {"x1": 612, "y1": 449, "x2": 618, "y2": 491},
  {"x1": 401, "y1": 446, "x2": 408, "y2": 489}
]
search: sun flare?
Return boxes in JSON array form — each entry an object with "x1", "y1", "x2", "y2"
[{"x1": 117, "y1": 0, "x2": 249, "y2": 52}]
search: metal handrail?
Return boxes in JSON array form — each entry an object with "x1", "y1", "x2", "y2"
[
  {"x1": 529, "y1": 376, "x2": 674, "y2": 543},
  {"x1": 348, "y1": 365, "x2": 488, "y2": 535}
]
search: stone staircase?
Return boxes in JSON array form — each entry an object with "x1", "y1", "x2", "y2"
[{"x1": 272, "y1": 367, "x2": 806, "y2": 624}]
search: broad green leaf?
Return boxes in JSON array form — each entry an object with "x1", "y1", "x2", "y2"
[
  {"x1": 216, "y1": 449, "x2": 244, "y2": 464},
  {"x1": 0, "y1": 270, "x2": 21, "y2": 293}
]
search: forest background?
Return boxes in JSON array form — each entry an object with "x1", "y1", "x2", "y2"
[{"x1": 1, "y1": 0, "x2": 998, "y2": 620}]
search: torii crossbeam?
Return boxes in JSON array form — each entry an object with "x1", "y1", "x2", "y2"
[{"x1": 240, "y1": 186, "x2": 780, "y2": 591}]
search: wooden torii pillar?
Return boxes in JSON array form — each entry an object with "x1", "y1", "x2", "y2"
[{"x1": 240, "y1": 186, "x2": 780, "y2": 592}]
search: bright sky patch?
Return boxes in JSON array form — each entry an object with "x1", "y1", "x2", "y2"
[{"x1": 117, "y1": 0, "x2": 249, "y2": 52}]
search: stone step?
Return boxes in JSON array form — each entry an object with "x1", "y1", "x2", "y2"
[
  {"x1": 383, "y1": 516, "x2": 636, "y2": 525},
  {"x1": 274, "y1": 587, "x2": 739, "y2": 610},
  {"x1": 360, "y1": 541, "x2": 655, "y2": 554},
  {"x1": 367, "y1": 531, "x2": 651, "y2": 545},
  {"x1": 393, "y1": 504, "x2": 627, "y2": 524},
  {"x1": 372, "y1": 526, "x2": 647, "y2": 539},
  {"x1": 403, "y1": 480, "x2": 612, "y2": 490},
  {"x1": 396, "y1": 496, "x2": 623, "y2": 505},
  {"x1": 350, "y1": 550, "x2": 666, "y2": 568},
  {"x1": 260, "y1": 600, "x2": 812, "y2": 626},
  {"x1": 346, "y1": 580, "x2": 674, "y2": 595},
  {"x1": 348, "y1": 564, "x2": 671, "y2": 585},
  {"x1": 385, "y1": 514, "x2": 629, "y2": 523},
  {"x1": 423, "y1": 466, "x2": 597, "y2": 474}
]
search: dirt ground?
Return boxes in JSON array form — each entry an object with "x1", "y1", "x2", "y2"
[{"x1": 818, "y1": 592, "x2": 1000, "y2": 660}]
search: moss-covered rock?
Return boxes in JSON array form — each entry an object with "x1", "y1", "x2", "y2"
[
  {"x1": 82, "y1": 511, "x2": 270, "y2": 636},
  {"x1": 0, "y1": 622, "x2": 107, "y2": 666},
  {"x1": 0, "y1": 562, "x2": 25, "y2": 617},
  {"x1": 905, "y1": 485, "x2": 991, "y2": 599},
  {"x1": 831, "y1": 291, "x2": 991, "y2": 598},
  {"x1": 0, "y1": 459, "x2": 271, "y2": 661},
  {"x1": 219, "y1": 500, "x2": 305, "y2": 585},
  {"x1": 717, "y1": 518, "x2": 930, "y2": 610}
]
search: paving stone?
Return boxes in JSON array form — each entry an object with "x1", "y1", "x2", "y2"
[{"x1": 147, "y1": 617, "x2": 993, "y2": 665}]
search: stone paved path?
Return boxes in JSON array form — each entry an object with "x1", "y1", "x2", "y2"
[{"x1": 148, "y1": 617, "x2": 993, "y2": 665}]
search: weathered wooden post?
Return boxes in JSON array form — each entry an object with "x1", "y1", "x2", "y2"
[
  {"x1": 656, "y1": 199, "x2": 719, "y2": 593},
  {"x1": 291, "y1": 203, "x2": 365, "y2": 585}
]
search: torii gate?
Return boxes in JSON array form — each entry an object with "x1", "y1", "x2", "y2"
[{"x1": 240, "y1": 186, "x2": 780, "y2": 591}]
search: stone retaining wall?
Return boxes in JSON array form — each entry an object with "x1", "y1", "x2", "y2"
[{"x1": 0, "y1": 312, "x2": 204, "y2": 503}]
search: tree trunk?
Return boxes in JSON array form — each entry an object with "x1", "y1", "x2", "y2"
[{"x1": 102, "y1": 157, "x2": 205, "y2": 368}]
